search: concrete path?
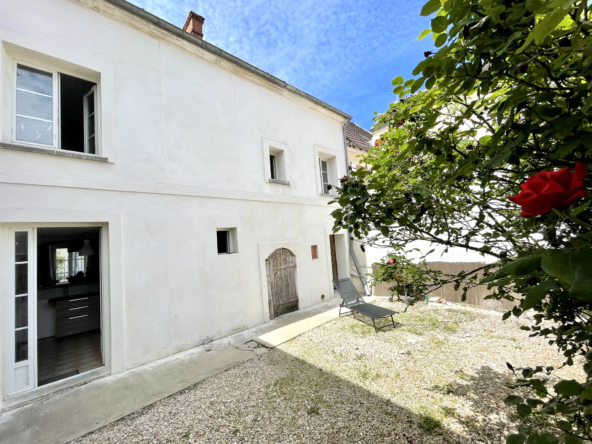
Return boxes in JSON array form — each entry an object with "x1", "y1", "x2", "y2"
[
  {"x1": 254, "y1": 305, "x2": 341, "y2": 347},
  {"x1": 0, "y1": 299, "x2": 341, "y2": 444}
]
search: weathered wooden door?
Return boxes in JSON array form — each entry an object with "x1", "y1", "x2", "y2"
[{"x1": 266, "y1": 248, "x2": 298, "y2": 320}]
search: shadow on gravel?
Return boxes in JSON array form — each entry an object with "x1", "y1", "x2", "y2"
[
  {"x1": 73, "y1": 347, "x2": 518, "y2": 444},
  {"x1": 343, "y1": 311, "x2": 399, "y2": 333}
]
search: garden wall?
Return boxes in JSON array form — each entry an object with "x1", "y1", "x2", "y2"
[{"x1": 371, "y1": 262, "x2": 517, "y2": 311}]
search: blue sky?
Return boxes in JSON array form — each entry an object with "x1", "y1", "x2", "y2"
[{"x1": 129, "y1": 0, "x2": 435, "y2": 130}]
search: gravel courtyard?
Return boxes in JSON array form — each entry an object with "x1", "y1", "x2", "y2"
[{"x1": 73, "y1": 301, "x2": 583, "y2": 444}]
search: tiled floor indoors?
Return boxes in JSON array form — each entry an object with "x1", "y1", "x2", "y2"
[{"x1": 37, "y1": 330, "x2": 103, "y2": 386}]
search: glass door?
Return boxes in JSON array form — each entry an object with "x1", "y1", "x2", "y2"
[{"x1": 7, "y1": 228, "x2": 37, "y2": 395}]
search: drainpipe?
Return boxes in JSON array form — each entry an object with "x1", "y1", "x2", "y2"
[{"x1": 341, "y1": 120, "x2": 370, "y2": 295}]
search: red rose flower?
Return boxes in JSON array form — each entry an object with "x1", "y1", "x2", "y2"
[
  {"x1": 374, "y1": 140, "x2": 379, "y2": 146},
  {"x1": 508, "y1": 163, "x2": 588, "y2": 217},
  {"x1": 387, "y1": 259, "x2": 396, "y2": 265}
]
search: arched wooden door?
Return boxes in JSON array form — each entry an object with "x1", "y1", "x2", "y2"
[{"x1": 266, "y1": 248, "x2": 298, "y2": 320}]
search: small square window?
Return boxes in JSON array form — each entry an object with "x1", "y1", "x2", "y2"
[
  {"x1": 311, "y1": 245, "x2": 318, "y2": 260},
  {"x1": 216, "y1": 228, "x2": 238, "y2": 254}
]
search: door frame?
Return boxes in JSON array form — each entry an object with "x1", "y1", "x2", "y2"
[
  {"x1": 324, "y1": 229, "x2": 350, "y2": 295},
  {"x1": 0, "y1": 213, "x2": 124, "y2": 410},
  {"x1": 257, "y1": 240, "x2": 300, "y2": 323},
  {"x1": 265, "y1": 248, "x2": 299, "y2": 320},
  {"x1": 4, "y1": 227, "x2": 37, "y2": 395}
]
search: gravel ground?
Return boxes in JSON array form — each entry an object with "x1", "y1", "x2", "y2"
[{"x1": 73, "y1": 301, "x2": 584, "y2": 444}]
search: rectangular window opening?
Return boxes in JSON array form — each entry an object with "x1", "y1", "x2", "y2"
[
  {"x1": 14, "y1": 63, "x2": 98, "y2": 154},
  {"x1": 217, "y1": 228, "x2": 238, "y2": 254},
  {"x1": 267, "y1": 146, "x2": 288, "y2": 184},
  {"x1": 319, "y1": 155, "x2": 338, "y2": 196}
]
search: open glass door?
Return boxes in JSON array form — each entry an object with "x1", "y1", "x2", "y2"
[
  {"x1": 7, "y1": 228, "x2": 37, "y2": 395},
  {"x1": 5, "y1": 226, "x2": 104, "y2": 396}
]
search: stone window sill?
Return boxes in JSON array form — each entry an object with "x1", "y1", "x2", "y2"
[
  {"x1": 267, "y1": 178, "x2": 290, "y2": 186},
  {"x1": 0, "y1": 142, "x2": 109, "y2": 162}
]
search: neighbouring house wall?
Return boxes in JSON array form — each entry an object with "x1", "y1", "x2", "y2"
[
  {"x1": 372, "y1": 262, "x2": 517, "y2": 310},
  {"x1": 0, "y1": 0, "x2": 349, "y2": 405},
  {"x1": 347, "y1": 147, "x2": 367, "y2": 170}
]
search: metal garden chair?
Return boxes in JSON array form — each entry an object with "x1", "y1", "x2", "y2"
[{"x1": 333, "y1": 278, "x2": 398, "y2": 332}]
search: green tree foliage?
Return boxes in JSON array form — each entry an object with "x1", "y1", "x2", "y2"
[{"x1": 331, "y1": 0, "x2": 592, "y2": 441}]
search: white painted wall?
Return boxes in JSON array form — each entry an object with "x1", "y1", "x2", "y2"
[{"x1": 0, "y1": 0, "x2": 349, "y2": 404}]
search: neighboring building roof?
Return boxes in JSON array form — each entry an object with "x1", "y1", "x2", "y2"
[
  {"x1": 345, "y1": 122, "x2": 372, "y2": 151},
  {"x1": 105, "y1": 0, "x2": 351, "y2": 121},
  {"x1": 371, "y1": 123, "x2": 388, "y2": 133}
]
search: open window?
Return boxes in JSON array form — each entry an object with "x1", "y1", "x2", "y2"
[
  {"x1": 217, "y1": 228, "x2": 238, "y2": 254},
  {"x1": 268, "y1": 146, "x2": 287, "y2": 183},
  {"x1": 263, "y1": 139, "x2": 290, "y2": 186},
  {"x1": 318, "y1": 154, "x2": 338, "y2": 196},
  {"x1": 13, "y1": 63, "x2": 98, "y2": 154}
]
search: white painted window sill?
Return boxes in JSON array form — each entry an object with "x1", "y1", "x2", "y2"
[
  {"x1": 267, "y1": 178, "x2": 290, "y2": 186},
  {"x1": 0, "y1": 142, "x2": 109, "y2": 163}
]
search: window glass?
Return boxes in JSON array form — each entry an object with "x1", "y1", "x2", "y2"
[
  {"x1": 320, "y1": 160, "x2": 330, "y2": 193},
  {"x1": 15, "y1": 232, "x2": 28, "y2": 262},
  {"x1": 15, "y1": 296, "x2": 28, "y2": 329},
  {"x1": 15, "y1": 65, "x2": 53, "y2": 146},
  {"x1": 15, "y1": 329, "x2": 28, "y2": 363},
  {"x1": 15, "y1": 264, "x2": 28, "y2": 295},
  {"x1": 16, "y1": 65, "x2": 53, "y2": 95}
]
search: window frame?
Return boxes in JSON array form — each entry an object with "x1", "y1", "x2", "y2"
[
  {"x1": 319, "y1": 159, "x2": 330, "y2": 195},
  {"x1": 83, "y1": 85, "x2": 98, "y2": 155},
  {"x1": 262, "y1": 138, "x2": 290, "y2": 186},
  {"x1": 314, "y1": 145, "x2": 342, "y2": 198},
  {"x1": 10, "y1": 58, "x2": 101, "y2": 156},
  {"x1": 12, "y1": 60, "x2": 59, "y2": 149}
]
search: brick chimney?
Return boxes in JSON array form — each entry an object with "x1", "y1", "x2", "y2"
[{"x1": 183, "y1": 11, "x2": 205, "y2": 39}]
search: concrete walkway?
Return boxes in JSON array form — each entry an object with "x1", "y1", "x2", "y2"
[{"x1": 0, "y1": 299, "x2": 341, "y2": 444}]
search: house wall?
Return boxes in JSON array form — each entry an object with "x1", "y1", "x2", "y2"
[
  {"x1": 0, "y1": 0, "x2": 349, "y2": 406},
  {"x1": 347, "y1": 146, "x2": 367, "y2": 170}
]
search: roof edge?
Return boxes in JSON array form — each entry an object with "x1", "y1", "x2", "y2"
[
  {"x1": 347, "y1": 139, "x2": 371, "y2": 152},
  {"x1": 105, "y1": 0, "x2": 352, "y2": 121}
]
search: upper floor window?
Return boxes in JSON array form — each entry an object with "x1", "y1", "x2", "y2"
[
  {"x1": 262, "y1": 139, "x2": 290, "y2": 186},
  {"x1": 318, "y1": 155, "x2": 337, "y2": 196},
  {"x1": 14, "y1": 63, "x2": 98, "y2": 154}
]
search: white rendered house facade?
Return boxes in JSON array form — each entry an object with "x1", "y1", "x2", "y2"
[{"x1": 0, "y1": 0, "x2": 353, "y2": 408}]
